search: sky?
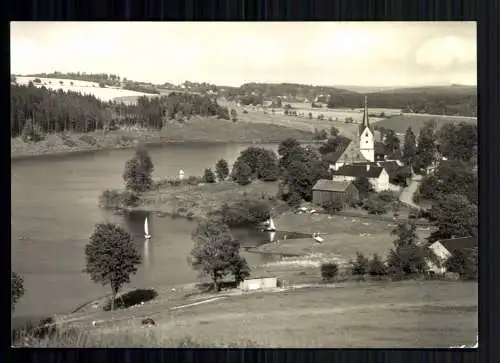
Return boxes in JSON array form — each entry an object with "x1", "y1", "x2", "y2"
[{"x1": 10, "y1": 22, "x2": 476, "y2": 88}]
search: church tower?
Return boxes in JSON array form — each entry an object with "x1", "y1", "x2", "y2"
[{"x1": 359, "y1": 96, "x2": 375, "y2": 162}]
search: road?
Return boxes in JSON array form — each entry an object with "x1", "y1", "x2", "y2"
[{"x1": 399, "y1": 174, "x2": 423, "y2": 210}]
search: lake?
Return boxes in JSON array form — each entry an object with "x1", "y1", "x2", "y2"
[{"x1": 11, "y1": 142, "x2": 290, "y2": 320}]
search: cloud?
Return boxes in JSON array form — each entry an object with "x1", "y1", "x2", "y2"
[{"x1": 415, "y1": 35, "x2": 476, "y2": 70}]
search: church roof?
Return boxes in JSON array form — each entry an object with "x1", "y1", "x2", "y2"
[
  {"x1": 322, "y1": 136, "x2": 353, "y2": 164},
  {"x1": 359, "y1": 95, "x2": 375, "y2": 135},
  {"x1": 332, "y1": 164, "x2": 385, "y2": 179}
]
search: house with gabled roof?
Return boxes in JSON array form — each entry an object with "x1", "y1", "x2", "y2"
[
  {"x1": 331, "y1": 164, "x2": 390, "y2": 192},
  {"x1": 428, "y1": 236, "x2": 477, "y2": 274}
]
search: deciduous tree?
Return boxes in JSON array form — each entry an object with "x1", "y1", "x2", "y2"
[
  {"x1": 84, "y1": 223, "x2": 141, "y2": 311},
  {"x1": 190, "y1": 219, "x2": 250, "y2": 291},
  {"x1": 11, "y1": 272, "x2": 24, "y2": 311}
]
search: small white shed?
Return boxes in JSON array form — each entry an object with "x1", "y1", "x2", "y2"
[{"x1": 239, "y1": 277, "x2": 278, "y2": 292}]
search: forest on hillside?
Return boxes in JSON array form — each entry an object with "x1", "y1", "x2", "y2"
[{"x1": 10, "y1": 84, "x2": 230, "y2": 137}]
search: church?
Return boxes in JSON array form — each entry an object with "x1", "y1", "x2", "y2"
[{"x1": 325, "y1": 96, "x2": 384, "y2": 171}]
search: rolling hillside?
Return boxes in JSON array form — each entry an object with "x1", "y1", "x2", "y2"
[{"x1": 375, "y1": 114, "x2": 477, "y2": 134}]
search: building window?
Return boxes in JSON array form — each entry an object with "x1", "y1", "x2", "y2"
[{"x1": 365, "y1": 140, "x2": 369, "y2": 143}]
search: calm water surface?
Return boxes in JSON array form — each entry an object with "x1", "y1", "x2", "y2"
[{"x1": 11, "y1": 143, "x2": 286, "y2": 319}]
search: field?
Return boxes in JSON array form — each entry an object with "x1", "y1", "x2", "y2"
[
  {"x1": 33, "y1": 280, "x2": 477, "y2": 348},
  {"x1": 15, "y1": 76, "x2": 158, "y2": 102},
  {"x1": 253, "y1": 210, "x2": 434, "y2": 265},
  {"x1": 161, "y1": 116, "x2": 317, "y2": 143},
  {"x1": 375, "y1": 114, "x2": 477, "y2": 134}
]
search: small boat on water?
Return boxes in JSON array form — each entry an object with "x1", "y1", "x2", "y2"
[
  {"x1": 144, "y1": 217, "x2": 151, "y2": 240},
  {"x1": 263, "y1": 217, "x2": 276, "y2": 232},
  {"x1": 312, "y1": 233, "x2": 324, "y2": 243}
]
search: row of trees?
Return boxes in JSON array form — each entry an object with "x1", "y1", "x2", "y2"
[{"x1": 11, "y1": 84, "x2": 231, "y2": 139}]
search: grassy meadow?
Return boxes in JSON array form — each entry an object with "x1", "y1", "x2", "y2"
[
  {"x1": 25, "y1": 280, "x2": 477, "y2": 348},
  {"x1": 375, "y1": 114, "x2": 477, "y2": 134}
]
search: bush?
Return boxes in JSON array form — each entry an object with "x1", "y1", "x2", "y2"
[
  {"x1": 322, "y1": 199, "x2": 343, "y2": 215},
  {"x1": 215, "y1": 159, "x2": 229, "y2": 181},
  {"x1": 444, "y1": 250, "x2": 477, "y2": 281},
  {"x1": 79, "y1": 135, "x2": 98, "y2": 146},
  {"x1": 99, "y1": 189, "x2": 139, "y2": 211},
  {"x1": 377, "y1": 190, "x2": 397, "y2": 203},
  {"x1": 187, "y1": 176, "x2": 201, "y2": 185},
  {"x1": 350, "y1": 252, "x2": 369, "y2": 275},
  {"x1": 363, "y1": 196, "x2": 389, "y2": 215},
  {"x1": 203, "y1": 168, "x2": 216, "y2": 183},
  {"x1": 212, "y1": 196, "x2": 271, "y2": 228},
  {"x1": 102, "y1": 288, "x2": 158, "y2": 311},
  {"x1": 368, "y1": 254, "x2": 388, "y2": 276},
  {"x1": 320, "y1": 262, "x2": 339, "y2": 282}
]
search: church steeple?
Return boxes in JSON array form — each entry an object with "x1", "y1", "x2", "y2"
[{"x1": 362, "y1": 95, "x2": 369, "y2": 128}]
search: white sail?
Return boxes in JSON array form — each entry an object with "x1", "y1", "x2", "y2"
[
  {"x1": 268, "y1": 218, "x2": 276, "y2": 231},
  {"x1": 269, "y1": 231, "x2": 276, "y2": 242},
  {"x1": 144, "y1": 217, "x2": 151, "y2": 238}
]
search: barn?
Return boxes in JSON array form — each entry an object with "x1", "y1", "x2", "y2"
[{"x1": 312, "y1": 179, "x2": 360, "y2": 206}]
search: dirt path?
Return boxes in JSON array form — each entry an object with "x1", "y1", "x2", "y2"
[{"x1": 399, "y1": 175, "x2": 422, "y2": 209}]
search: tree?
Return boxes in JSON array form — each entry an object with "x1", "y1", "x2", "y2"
[
  {"x1": 84, "y1": 223, "x2": 141, "y2": 311},
  {"x1": 353, "y1": 176, "x2": 374, "y2": 199},
  {"x1": 368, "y1": 254, "x2": 387, "y2": 276},
  {"x1": 320, "y1": 262, "x2": 339, "y2": 282},
  {"x1": 438, "y1": 122, "x2": 477, "y2": 162},
  {"x1": 383, "y1": 129, "x2": 401, "y2": 157},
  {"x1": 308, "y1": 112, "x2": 313, "y2": 119},
  {"x1": 123, "y1": 144, "x2": 154, "y2": 193},
  {"x1": 237, "y1": 147, "x2": 279, "y2": 181},
  {"x1": 230, "y1": 108, "x2": 238, "y2": 122},
  {"x1": 203, "y1": 168, "x2": 216, "y2": 183},
  {"x1": 11, "y1": 272, "x2": 24, "y2": 311},
  {"x1": 215, "y1": 159, "x2": 229, "y2": 181},
  {"x1": 231, "y1": 257, "x2": 251, "y2": 285},
  {"x1": 330, "y1": 126, "x2": 339, "y2": 137},
  {"x1": 350, "y1": 252, "x2": 369, "y2": 275},
  {"x1": 428, "y1": 194, "x2": 478, "y2": 242},
  {"x1": 21, "y1": 118, "x2": 43, "y2": 142},
  {"x1": 278, "y1": 138, "x2": 301, "y2": 170},
  {"x1": 402, "y1": 127, "x2": 417, "y2": 166},
  {"x1": 444, "y1": 249, "x2": 477, "y2": 280},
  {"x1": 322, "y1": 199, "x2": 343, "y2": 214},
  {"x1": 190, "y1": 219, "x2": 249, "y2": 291},
  {"x1": 386, "y1": 222, "x2": 427, "y2": 276},
  {"x1": 231, "y1": 159, "x2": 252, "y2": 185},
  {"x1": 415, "y1": 121, "x2": 437, "y2": 173}
]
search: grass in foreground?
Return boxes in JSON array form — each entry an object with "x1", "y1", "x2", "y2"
[{"x1": 19, "y1": 280, "x2": 477, "y2": 348}]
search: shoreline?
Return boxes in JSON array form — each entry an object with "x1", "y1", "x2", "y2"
[{"x1": 11, "y1": 137, "x2": 323, "y2": 161}]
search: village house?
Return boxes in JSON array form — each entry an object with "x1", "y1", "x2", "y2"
[
  {"x1": 350, "y1": 161, "x2": 412, "y2": 188},
  {"x1": 427, "y1": 236, "x2": 477, "y2": 274},
  {"x1": 312, "y1": 180, "x2": 360, "y2": 206},
  {"x1": 331, "y1": 164, "x2": 391, "y2": 192}
]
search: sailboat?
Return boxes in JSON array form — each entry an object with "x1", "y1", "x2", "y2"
[
  {"x1": 312, "y1": 233, "x2": 324, "y2": 243},
  {"x1": 144, "y1": 217, "x2": 151, "y2": 239},
  {"x1": 264, "y1": 217, "x2": 276, "y2": 232}
]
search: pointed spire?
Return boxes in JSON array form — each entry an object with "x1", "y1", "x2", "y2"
[{"x1": 362, "y1": 95, "x2": 369, "y2": 128}]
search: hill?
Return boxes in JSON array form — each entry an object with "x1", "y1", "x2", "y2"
[
  {"x1": 375, "y1": 85, "x2": 476, "y2": 95},
  {"x1": 374, "y1": 114, "x2": 477, "y2": 134}
]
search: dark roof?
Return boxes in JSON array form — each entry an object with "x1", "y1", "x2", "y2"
[
  {"x1": 438, "y1": 237, "x2": 477, "y2": 255},
  {"x1": 322, "y1": 136, "x2": 353, "y2": 164},
  {"x1": 312, "y1": 179, "x2": 355, "y2": 192},
  {"x1": 379, "y1": 161, "x2": 410, "y2": 178},
  {"x1": 332, "y1": 164, "x2": 384, "y2": 178},
  {"x1": 374, "y1": 142, "x2": 385, "y2": 156}
]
